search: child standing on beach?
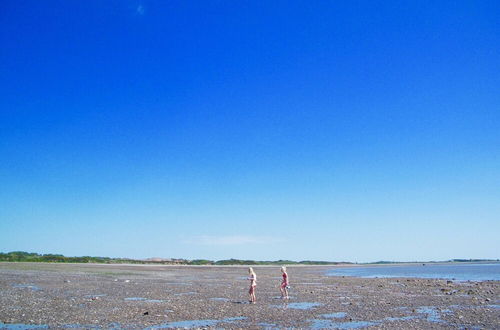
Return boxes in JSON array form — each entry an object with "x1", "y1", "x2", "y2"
[
  {"x1": 248, "y1": 267, "x2": 257, "y2": 303},
  {"x1": 280, "y1": 266, "x2": 289, "y2": 299}
]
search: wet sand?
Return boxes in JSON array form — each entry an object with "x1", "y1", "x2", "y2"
[{"x1": 0, "y1": 263, "x2": 498, "y2": 329}]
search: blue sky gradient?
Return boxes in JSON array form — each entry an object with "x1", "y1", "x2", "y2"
[{"x1": 1, "y1": 1, "x2": 499, "y2": 262}]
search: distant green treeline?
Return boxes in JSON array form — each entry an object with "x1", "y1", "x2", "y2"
[
  {"x1": 0, "y1": 251, "x2": 142, "y2": 264},
  {"x1": 0, "y1": 251, "x2": 349, "y2": 265},
  {"x1": 1, "y1": 252, "x2": 496, "y2": 265}
]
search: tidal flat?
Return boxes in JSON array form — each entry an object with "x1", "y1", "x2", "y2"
[{"x1": 0, "y1": 263, "x2": 498, "y2": 329}]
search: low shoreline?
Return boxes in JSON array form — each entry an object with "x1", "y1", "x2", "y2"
[{"x1": 1, "y1": 260, "x2": 498, "y2": 268}]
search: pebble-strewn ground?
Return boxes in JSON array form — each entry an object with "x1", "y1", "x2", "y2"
[{"x1": 0, "y1": 263, "x2": 498, "y2": 329}]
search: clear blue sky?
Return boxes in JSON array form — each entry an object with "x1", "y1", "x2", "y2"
[{"x1": 1, "y1": 1, "x2": 499, "y2": 262}]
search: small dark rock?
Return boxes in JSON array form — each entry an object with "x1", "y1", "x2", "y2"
[{"x1": 143, "y1": 311, "x2": 149, "y2": 315}]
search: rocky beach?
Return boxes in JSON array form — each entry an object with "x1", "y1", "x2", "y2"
[{"x1": 0, "y1": 263, "x2": 498, "y2": 329}]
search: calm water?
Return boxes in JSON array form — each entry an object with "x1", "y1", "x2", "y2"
[{"x1": 326, "y1": 263, "x2": 500, "y2": 281}]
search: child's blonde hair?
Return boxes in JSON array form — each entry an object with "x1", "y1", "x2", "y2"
[
  {"x1": 249, "y1": 267, "x2": 255, "y2": 275},
  {"x1": 281, "y1": 266, "x2": 286, "y2": 272}
]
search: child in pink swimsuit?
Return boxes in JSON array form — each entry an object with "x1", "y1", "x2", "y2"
[
  {"x1": 280, "y1": 266, "x2": 289, "y2": 299},
  {"x1": 248, "y1": 267, "x2": 257, "y2": 303}
]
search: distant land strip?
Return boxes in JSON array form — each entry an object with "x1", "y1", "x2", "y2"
[{"x1": 0, "y1": 251, "x2": 497, "y2": 265}]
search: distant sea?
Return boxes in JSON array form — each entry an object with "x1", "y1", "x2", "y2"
[{"x1": 326, "y1": 263, "x2": 500, "y2": 281}]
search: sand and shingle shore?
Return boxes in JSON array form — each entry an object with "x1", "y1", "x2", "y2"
[{"x1": 0, "y1": 262, "x2": 498, "y2": 329}]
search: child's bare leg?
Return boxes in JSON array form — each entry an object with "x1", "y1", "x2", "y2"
[{"x1": 249, "y1": 287, "x2": 256, "y2": 303}]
